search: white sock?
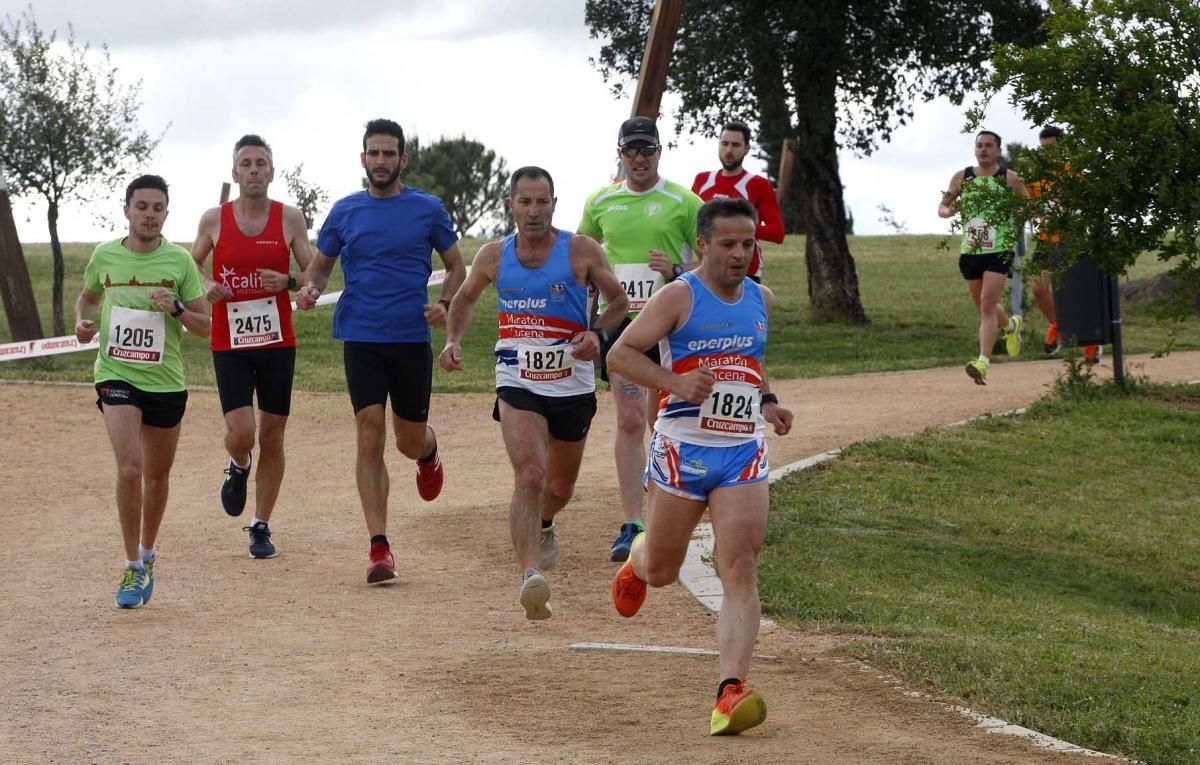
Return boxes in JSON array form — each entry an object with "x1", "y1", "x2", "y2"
[
  {"x1": 139, "y1": 545, "x2": 156, "y2": 562},
  {"x1": 232, "y1": 454, "x2": 251, "y2": 470},
  {"x1": 252, "y1": 517, "x2": 269, "y2": 529},
  {"x1": 127, "y1": 559, "x2": 145, "y2": 571}
]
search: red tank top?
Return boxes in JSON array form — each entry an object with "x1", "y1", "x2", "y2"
[{"x1": 210, "y1": 201, "x2": 295, "y2": 351}]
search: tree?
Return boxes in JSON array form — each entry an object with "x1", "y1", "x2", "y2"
[
  {"x1": 971, "y1": 0, "x2": 1200, "y2": 322},
  {"x1": 585, "y1": 0, "x2": 1045, "y2": 323},
  {"x1": 0, "y1": 7, "x2": 162, "y2": 335},
  {"x1": 281, "y1": 163, "x2": 328, "y2": 231},
  {"x1": 403, "y1": 135, "x2": 512, "y2": 239}
]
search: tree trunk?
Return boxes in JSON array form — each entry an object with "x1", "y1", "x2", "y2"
[
  {"x1": 47, "y1": 201, "x2": 65, "y2": 336},
  {"x1": 791, "y1": 65, "x2": 867, "y2": 324}
]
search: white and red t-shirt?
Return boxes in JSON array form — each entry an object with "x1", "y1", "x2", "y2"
[
  {"x1": 210, "y1": 201, "x2": 295, "y2": 351},
  {"x1": 691, "y1": 170, "x2": 785, "y2": 280}
]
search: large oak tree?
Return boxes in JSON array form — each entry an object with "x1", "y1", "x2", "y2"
[{"x1": 586, "y1": 0, "x2": 1045, "y2": 323}]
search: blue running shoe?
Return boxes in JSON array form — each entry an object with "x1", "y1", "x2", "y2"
[
  {"x1": 115, "y1": 566, "x2": 149, "y2": 609},
  {"x1": 610, "y1": 521, "x2": 644, "y2": 563},
  {"x1": 141, "y1": 556, "x2": 155, "y2": 605}
]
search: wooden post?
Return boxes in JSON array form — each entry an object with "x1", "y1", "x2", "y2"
[
  {"x1": 631, "y1": 0, "x2": 684, "y2": 119},
  {"x1": 776, "y1": 138, "x2": 796, "y2": 210},
  {"x1": 0, "y1": 169, "x2": 44, "y2": 341},
  {"x1": 220, "y1": 182, "x2": 231, "y2": 204}
]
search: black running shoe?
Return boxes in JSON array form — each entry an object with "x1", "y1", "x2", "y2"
[
  {"x1": 245, "y1": 521, "x2": 276, "y2": 559},
  {"x1": 221, "y1": 454, "x2": 251, "y2": 517}
]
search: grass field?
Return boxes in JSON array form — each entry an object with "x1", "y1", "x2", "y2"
[
  {"x1": 3, "y1": 233, "x2": 1199, "y2": 390},
  {"x1": 761, "y1": 380, "x2": 1200, "y2": 764}
]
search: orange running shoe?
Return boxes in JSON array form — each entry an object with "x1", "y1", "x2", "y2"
[
  {"x1": 1084, "y1": 345, "x2": 1102, "y2": 365},
  {"x1": 710, "y1": 682, "x2": 767, "y2": 736},
  {"x1": 367, "y1": 541, "x2": 397, "y2": 584},
  {"x1": 1042, "y1": 322, "x2": 1060, "y2": 357},
  {"x1": 610, "y1": 532, "x2": 647, "y2": 617},
  {"x1": 415, "y1": 428, "x2": 444, "y2": 501}
]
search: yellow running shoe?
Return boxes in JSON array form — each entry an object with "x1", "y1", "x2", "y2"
[
  {"x1": 1004, "y1": 315, "x2": 1023, "y2": 357},
  {"x1": 710, "y1": 682, "x2": 767, "y2": 736},
  {"x1": 965, "y1": 358, "x2": 989, "y2": 385}
]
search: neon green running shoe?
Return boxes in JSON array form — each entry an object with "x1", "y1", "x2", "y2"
[
  {"x1": 1004, "y1": 315, "x2": 1023, "y2": 358},
  {"x1": 965, "y1": 358, "x2": 989, "y2": 385},
  {"x1": 711, "y1": 682, "x2": 767, "y2": 736}
]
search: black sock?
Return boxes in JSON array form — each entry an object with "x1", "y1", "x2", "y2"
[
  {"x1": 371, "y1": 534, "x2": 389, "y2": 546},
  {"x1": 418, "y1": 443, "x2": 437, "y2": 463},
  {"x1": 717, "y1": 677, "x2": 741, "y2": 701},
  {"x1": 541, "y1": 519, "x2": 553, "y2": 529}
]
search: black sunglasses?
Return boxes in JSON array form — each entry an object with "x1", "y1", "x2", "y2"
[{"x1": 620, "y1": 145, "x2": 660, "y2": 158}]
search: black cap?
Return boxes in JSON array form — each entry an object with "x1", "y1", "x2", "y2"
[{"x1": 618, "y1": 116, "x2": 660, "y2": 148}]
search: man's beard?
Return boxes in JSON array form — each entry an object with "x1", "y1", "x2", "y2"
[
  {"x1": 368, "y1": 166, "x2": 401, "y2": 190},
  {"x1": 720, "y1": 157, "x2": 743, "y2": 172}
]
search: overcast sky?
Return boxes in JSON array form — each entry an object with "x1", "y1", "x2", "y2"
[{"x1": 3, "y1": 0, "x2": 1037, "y2": 244}]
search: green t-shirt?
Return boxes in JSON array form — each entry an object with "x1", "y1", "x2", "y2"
[
  {"x1": 578, "y1": 177, "x2": 704, "y2": 314},
  {"x1": 959, "y1": 167, "x2": 1017, "y2": 255},
  {"x1": 84, "y1": 237, "x2": 205, "y2": 392}
]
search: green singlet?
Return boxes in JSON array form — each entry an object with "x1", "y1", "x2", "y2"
[{"x1": 959, "y1": 166, "x2": 1016, "y2": 255}]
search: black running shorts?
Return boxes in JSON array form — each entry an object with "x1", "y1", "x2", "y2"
[
  {"x1": 959, "y1": 251, "x2": 1014, "y2": 280},
  {"x1": 343, "y1": 341, "x2": 432, "y2": 421},
  {"x1": 212, "y1": 346, "x2": 296, "y2": 416},
  {"x1": 493, "y1": 386, "x2": 598, "y2": 443},
  {"x1": 95, "y1": 380, "x2": 188, "y2": 429}
]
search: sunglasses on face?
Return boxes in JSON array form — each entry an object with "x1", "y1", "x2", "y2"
[{"x1": 620, "y1": 145, "x2": 659, "y2": 158}]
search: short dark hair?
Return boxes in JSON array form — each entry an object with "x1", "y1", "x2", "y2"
[
  {"x1": 509, "y1": 166, "x2": 555, "y2": 197},
  {"x1": 976, "y1": 130, "x2": 1002, "y2": 147},
  {"x1": 363, "y1": 118, "x2": 405, "y2": 154},
  {"x1": 1038, "y1": 125, "x2": 1065, "y2": 140},
  {"x1": 721, "y1": 121, "x2": 752, "y2": 145},
  {"x1": 697, "y1": 198, "x2": 757, "y2": 241},
  {"x1": 125, "y1": 174, "x2": 169, "y2": 206},
  {"x1": 233, "y1": 134, "x2": 273, "y2": 165}
]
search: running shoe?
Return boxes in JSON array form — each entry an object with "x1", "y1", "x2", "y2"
[
  {"x1": 1004, "y1": 315, "x2": 1023, "y2": 358},
  {"x1": 519, "y1": 568, "x2": 552, "y2": 621},
  {"x1": 710, "y1": 682, "x2": 767, "y2": 736},
  {"x1": 115, "y1": 566, "x2": 150, "y2": 609},
  {"x1": 965, "y1": 358, "x2": 989, "y2": 385},
  {"x1": 221, "y1": 454, "x2": 251, "y2": 517},
  {"x1": 610, "y1": 531, "x2": 647, "y2": 617},
  {"x1": 367, "y1": 541, "x2": 397, "y2": 584},
  {"x1": 1042, "y1": 322, "x2": 1060, "y2": 357},
  {"x1": 1084, "y1": 345, "x2": 1102, "y2": 365},
  {"x1": 415, "y1": 430, "x2": 444, "y2": 501},
  {"x1": 538, "y1": 523, "x2": 560, "y2": 570},
  {"x1": 245, "y1": 521, "x2": 277, "y2": 559},
  {"x1": 142, "y1": 555, "x2": 155, "y2": 605},
  {"x1": 609, "y1": 520, "x2": 643, "y2": 562}
]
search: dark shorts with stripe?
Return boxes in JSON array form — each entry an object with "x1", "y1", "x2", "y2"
[
  {"x1": 95, "y1": 380, "x2": 188, "y2": 429},
  {"x1": 343, "y1": 341, "x2": 432, "y2": 421}
]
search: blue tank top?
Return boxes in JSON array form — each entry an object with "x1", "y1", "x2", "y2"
[
  {"x1": 494, "y1": 230, "x2": 594, "y2": 396},
  {"x1": 656, "y1": 271, "x2": 768, "y2": 445}
]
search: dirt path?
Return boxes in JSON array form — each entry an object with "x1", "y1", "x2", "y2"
[{"x1": 4, "y1": 352, "x2": 1197, "y2": 764}]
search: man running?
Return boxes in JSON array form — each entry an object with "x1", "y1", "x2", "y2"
[
  {"x1": 439, "y1": 166, "x2": 628, "y2": 619},
  {"x1": 607, "y1": 197, "x2": 793, "y2": 735},
  {"x1": 191, "y1": 134, "x2": 314, "y2": 559},
  {"x1": 297, "y1": 118, "x2": 466, "y2": 584},
  {"x1": 938, "y1": 129, "x2": 1029, "y2": 384},
  {"x1": 578, "y1": 116, "x2": 704, "y2": 562},
  {"x1": 691, "y1": 121, "x2": 785, "y2": 283},
  {"x1": 74, "y1": 174, "x2": 209, "y2": 608}
]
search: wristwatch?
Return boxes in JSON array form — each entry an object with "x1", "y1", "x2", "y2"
[
  {"x1": 761, "y1": 392, "x2": 779, "y2": 406},
  {"x1": 671, "y1": 263, "x2": 684, "y2": 281},
  {"x1": 286, "y1": 274, "x2": 297, "y2": 290},
  {"x1": 589, "y1": 327, "x2": 610, "y2": 345},
  {"x1": 171, "y1": 300, "x2": 186, "y2": 318}
]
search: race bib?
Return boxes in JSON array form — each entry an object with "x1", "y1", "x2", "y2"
[
  {"x1": 228, "y1": 296, "x2": 282, "y2": 348},
  {"x1": 699, "y1": 381, "x2": 759, "y2": 436},
  {"x1": 106, "y1": 306, "x2": 165, "y2": 365},
  {"x1": 964, "y1": 217, "x2": 997, "y2": 250},
  {"x1": 613, "y1": 263, "x2": 664, "y2": 312},
  {"x1": 517, "y1": 344, "x2": 575, "y2": 383}
]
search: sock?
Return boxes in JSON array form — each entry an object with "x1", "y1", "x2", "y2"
[
  {"x1": 127, "y1": 559, "x2": 145, "y2": 571},
  {"x1": 252, "y1": 517, "x2": 268, "y2": 529},
  {"x1": 232, "y1": 453, "x2": 251, "y2": 470},
  {"x1": 371, "y1": 534, "x2": 389, "y2": 546},
  {"x1": 717, "y1": 677, "x2": 741, "y2": 701},
  {"x1": 139, "y1": 545, "x2": 155, "y2": 563},
  {"x1": 978, "y1": 355, "x2": 990, "y2": 365},
  {"x1": 418, "y1": 443, "x2": 438, "y2": 464},
  {"x1": 541, "y1": 519, "x2": 553, "y2": 529}
]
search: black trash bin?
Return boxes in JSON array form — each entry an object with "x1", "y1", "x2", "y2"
[{"x1": 1052, "y1": 255, "x2": 1113, "y2": 346}]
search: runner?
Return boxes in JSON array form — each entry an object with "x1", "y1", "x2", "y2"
[
  {"x1": 438, "y1": 166, "x2": 628, "y2": 619},
  {"x1": 607, "y1": 198, "x2": 794, "y2": 735},
  {"x1": 938, "y1": 130, "x2": 1029, "y2": 385},
  {"x1": 691, "y1": 120, "x2": 785, "y2": 283},
  {"x1": 296, "y1": 118, "x2": 466, "y2": 584},
  {"x1": 578, "y1": 116, "x2": 704, "y2": 562},
  {"x1": 190, "y1": 134, "x2": 314, "y2": 559},
  {"x1": 73, "y1": 174, "x2": 209, "y2": 608}
]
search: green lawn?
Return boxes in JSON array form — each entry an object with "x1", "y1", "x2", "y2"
[
  {"x1": 761, "y1": 382, "x2": 1200, "y2": 764},
  {"x1": 4, "y1": 234, "x2": 1198, "y2": 390}
]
